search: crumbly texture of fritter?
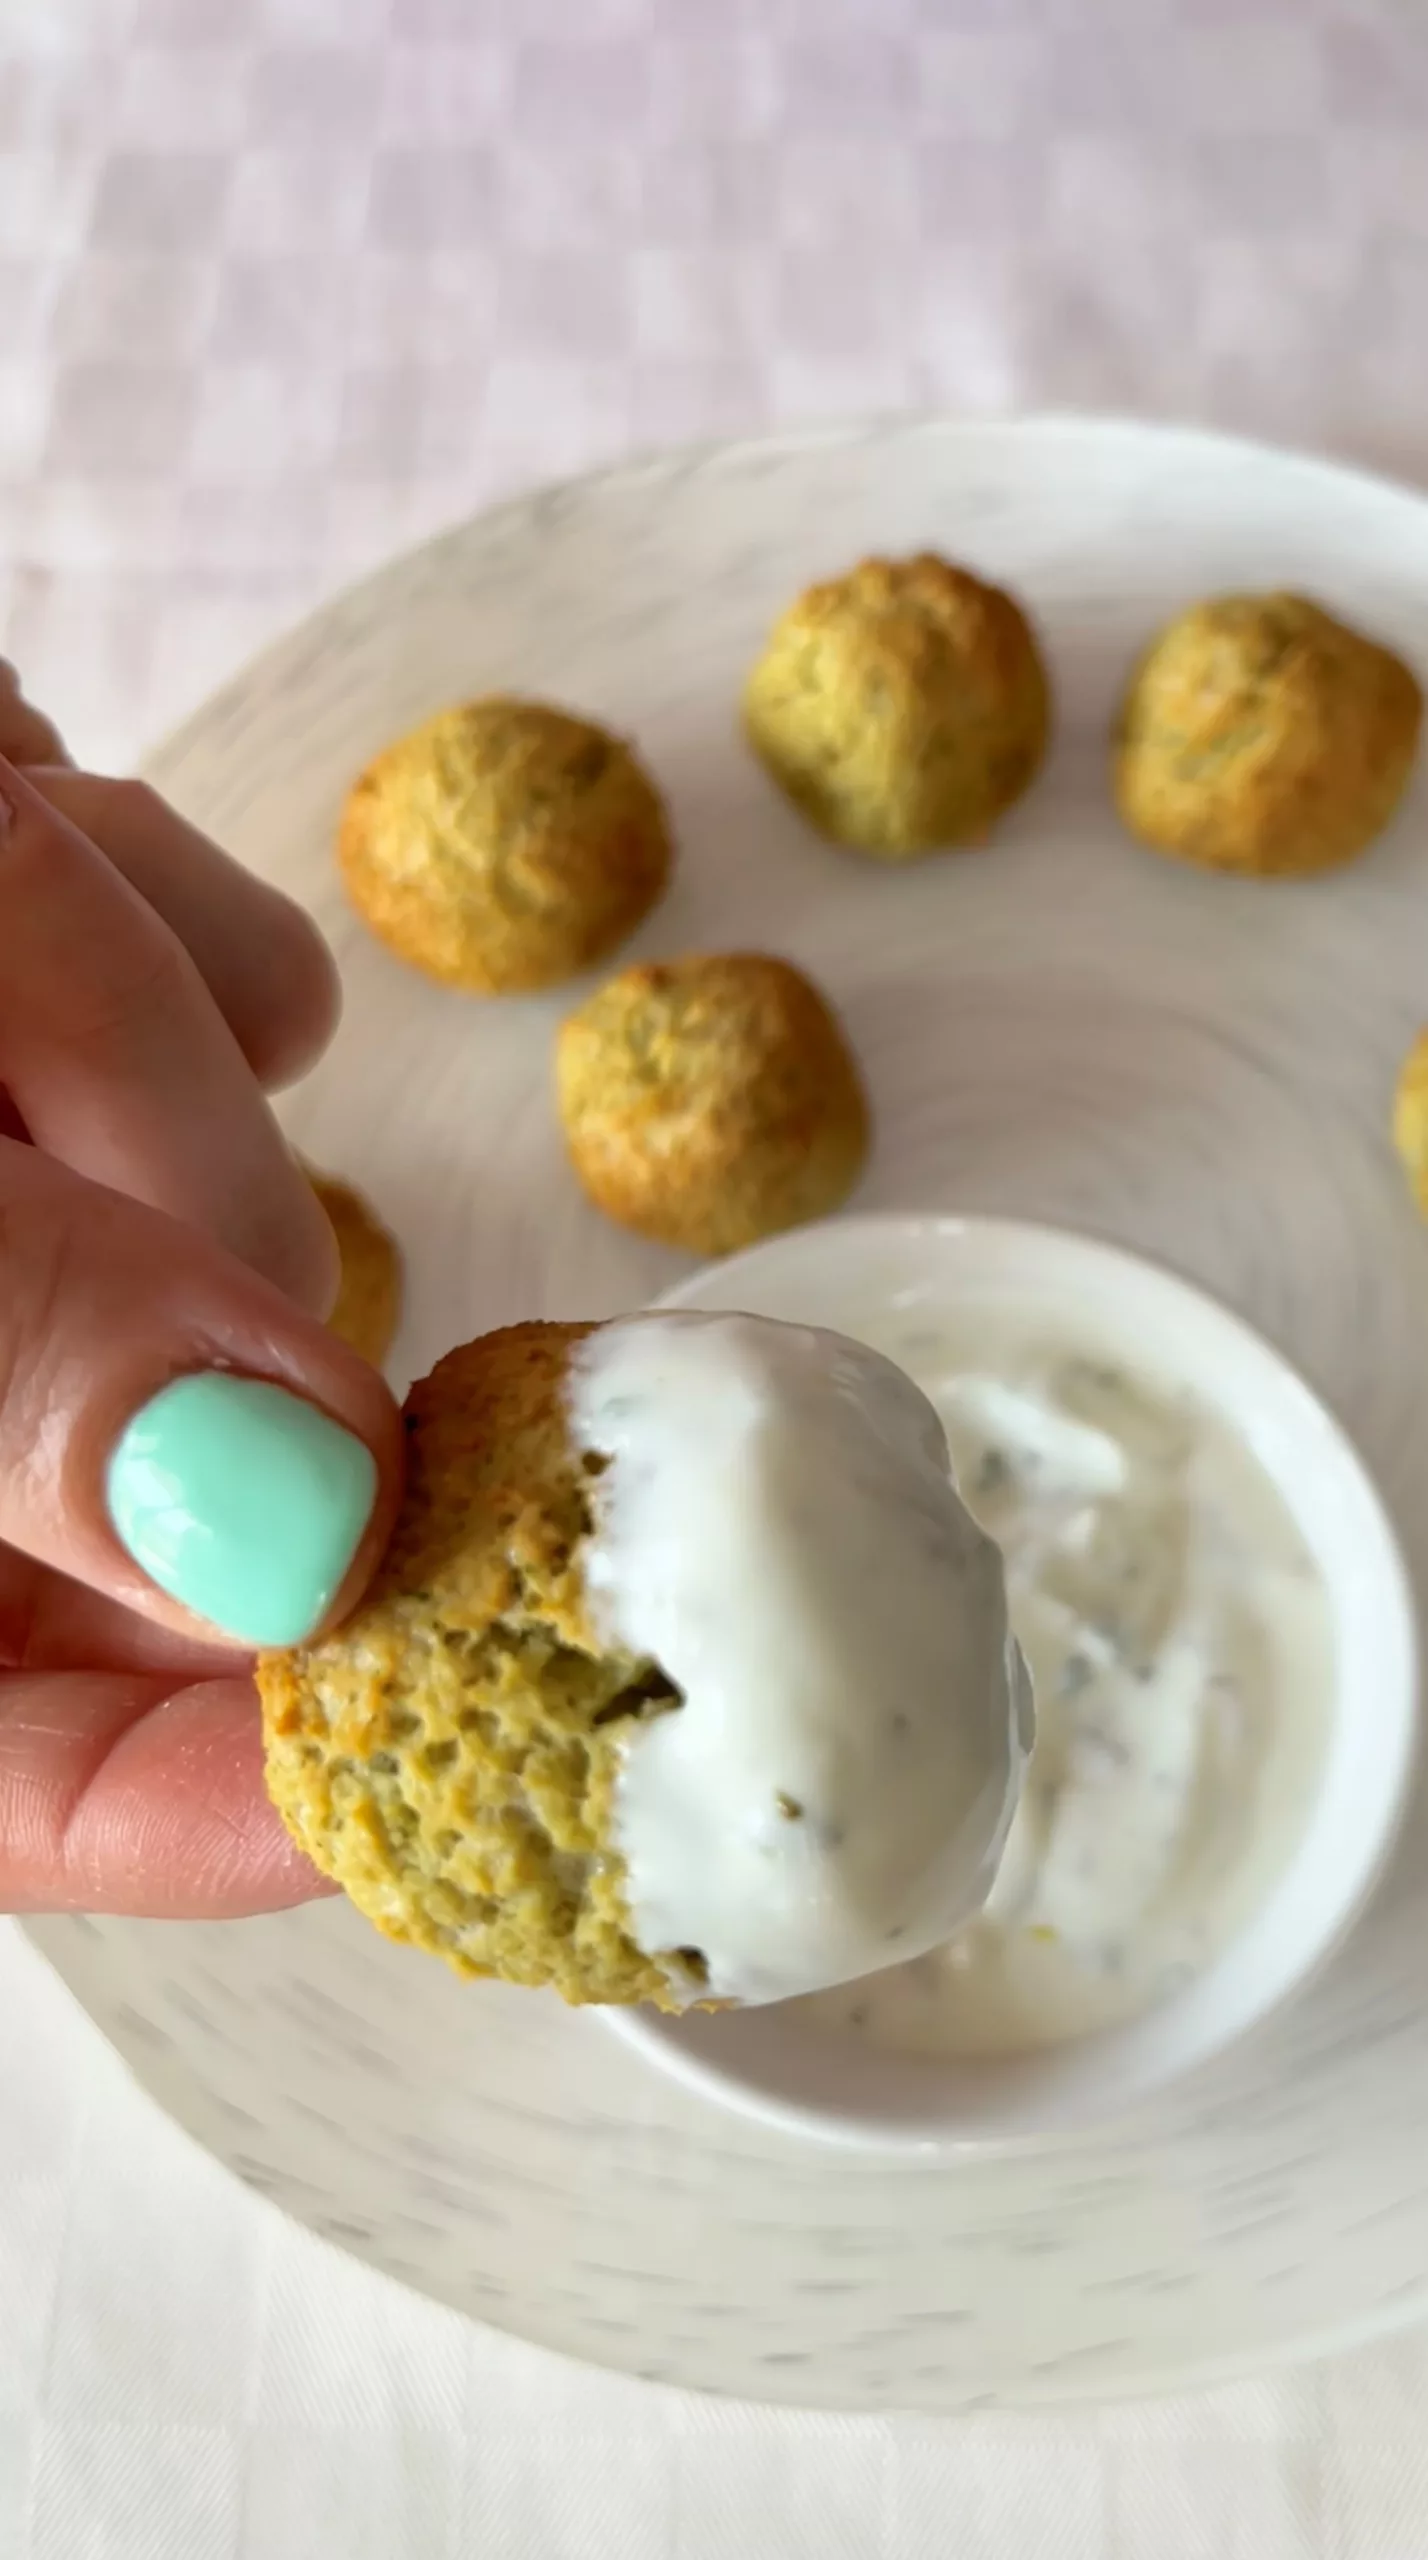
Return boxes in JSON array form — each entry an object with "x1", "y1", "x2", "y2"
[
  {"x1": 259, "y1": 1322, "x2": 697, "y2": 2008},
  {"x1": 309, "y1": 1171, "x2": 402, "y2": 1370},
  {"x1": 742, "y1": 552, "x2": 1050, "y2": 859},
  {"x1": 1114, "y1": 592, "x2": 1422, "y2": 878},
  {"x1": 339, "y1": 696, "x2": 673, "y2": 993},
  {"x1": 1394, "y1": 1028, "x2": 1428, "y2": 1217},
  {"x1": 555, "y1": 952, "x2": 870, "y2": 1255}
]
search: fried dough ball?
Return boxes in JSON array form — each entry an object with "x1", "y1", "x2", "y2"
[
  {"x1": 1393, "y1": 1028, "x2": 1428, "y2": 1217},
  {"x1": 1114, "y1": 593, "x2": 1422, "y2": 878},
  {"x1": 308, "y1": 1171, "x2": 402, "y2": 1370},
  {"x1": 742, "y1": 552, "x2": 1050, "y2": 859},
  {"x1": 339, "y1": 697, "x2": 672, "y2": 993},
  {"x1": 555, "y1": 953, "x2": 870, "y2": 1255},
  {"x1": 259, "y1": 1322, "x2": 696, "y2": 2009}
]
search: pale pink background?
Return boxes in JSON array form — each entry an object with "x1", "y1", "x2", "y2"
[{"x1": 5, "y1": 3, "x2": 1428, "y2": 2554}]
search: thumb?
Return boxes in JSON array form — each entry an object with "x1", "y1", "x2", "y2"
[{"x1": 0, "y1": 1139, "x2": 402, "y2": 1648}]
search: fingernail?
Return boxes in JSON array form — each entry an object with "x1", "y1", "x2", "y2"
[{"x1": 107, "y1": 1373, "x2": 378, "y2": 1646}]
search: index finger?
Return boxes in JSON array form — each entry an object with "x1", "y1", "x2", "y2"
[
  {"x1": 0, "y1": 660, "x2": 70, "y2": 767},
  {"x1": 0, "y1": 1667, "x2": 334, "y2": 1916},
  {"x1": 27, "y1": 769, "x2": 340, "y2": 1092},
  {"x1": 0, "y1": 758, "x2": 336, "y2": 1312}
]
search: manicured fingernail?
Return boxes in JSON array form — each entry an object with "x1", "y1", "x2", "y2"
[{"x1": 107, "y1": 1373, "x2": 378, "y2": 1645}]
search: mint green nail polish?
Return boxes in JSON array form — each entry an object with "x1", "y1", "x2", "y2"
[{"x1": 108, "y1": 1374, "x2": 378, "y2": 1646}]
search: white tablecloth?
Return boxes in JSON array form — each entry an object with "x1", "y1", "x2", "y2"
[{"x1": 6, "y1": 3, "x2": 1428, "y2": 2551}]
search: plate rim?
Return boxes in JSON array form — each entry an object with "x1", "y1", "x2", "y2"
[
  {"x1": 140, "y1": 407, "x2": 1428, "y2": 788},
  {"x1": 20, "y1": 1897, "x2": 1428, "y2": 2418}
]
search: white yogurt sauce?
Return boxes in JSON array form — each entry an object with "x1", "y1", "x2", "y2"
[
  {"x1": 797, "y1": 1298, "x2": 1335, "y2": 2057},
  {"x1": 568, "y1": 1311, "x2": 1032, "y2": 2008}
]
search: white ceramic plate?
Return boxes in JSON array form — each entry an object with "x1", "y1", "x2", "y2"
[{"x1": 23, "y1": 417, "x2": 1428, "y2": 2411}]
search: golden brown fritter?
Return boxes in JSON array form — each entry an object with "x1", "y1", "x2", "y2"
[
  {"x1": 556, "y1": 953, "x2": 870, "y2": 1255},
  {"x1": 1114, "y1": 593, "x2": 1422, "y2": 878},
  {"x1": 308, "y1": 1171, "x2": 403, "y2": 1370},
  {"x1": 339, "y1": 697, "x2": 673, "y2": 993},
  {"x1": 743, "y1": 552, "x2": 1050, "y2": 859},
  {"x1": 259, "y1": 1321, "x2": 699, "y2": 2009},
  {"x1": 1394, "y1": 1028, "x2": 1428, "y2": 1217}
]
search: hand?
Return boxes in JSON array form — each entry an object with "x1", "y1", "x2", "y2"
[{"x1": 0, "y1": 667, "x2": 402, "y2": 1920}]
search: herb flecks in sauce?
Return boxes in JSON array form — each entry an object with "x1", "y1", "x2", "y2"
[{"x1": 795, "y1": 1306, "x2": 1333, "y2": 2060}]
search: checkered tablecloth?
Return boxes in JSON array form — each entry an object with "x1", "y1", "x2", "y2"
[{"x1": 7, "y1": 3, "x2": 1428, "y2": 2553}]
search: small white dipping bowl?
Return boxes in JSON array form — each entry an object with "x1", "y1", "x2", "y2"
[{"x1": 606, "y1": 1216, "x2": 1419, "y2": 2151}]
